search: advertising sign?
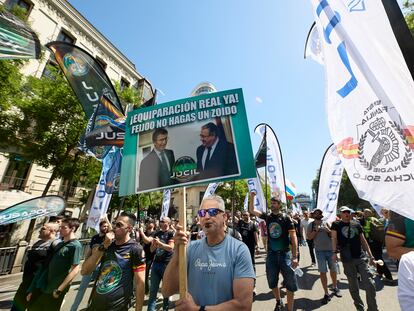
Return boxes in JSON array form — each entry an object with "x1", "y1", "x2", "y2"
[
  {"x1": 0, "y1": 195, "x2": 65, "y2": 225},
  {"x1": 120, "y1": 88, "x2": 256, "y2": 195}
]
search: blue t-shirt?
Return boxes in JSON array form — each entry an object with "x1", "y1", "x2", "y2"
[{"x1": 187, "y1": 235, "x2": 255, "y2": 306}]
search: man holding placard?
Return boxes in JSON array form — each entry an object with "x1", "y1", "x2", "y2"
[{"x1": 162, "y1": 195, "x2": 255, "y2": 310}]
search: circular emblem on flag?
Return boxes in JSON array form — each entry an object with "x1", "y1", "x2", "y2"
[
  {"x1": 63, "y1": 52, "x2": 89, "y2": 76},
  {"x1": 96, "y1": 260, "x2": 122, "y2": 294},
  {"x1": 172, "y1": 156, "x2": 198, "y2": 182}
]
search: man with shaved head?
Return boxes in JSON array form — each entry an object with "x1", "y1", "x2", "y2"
[{"x1": 11, "y1": 223, "x2": 59, "y2": 311}]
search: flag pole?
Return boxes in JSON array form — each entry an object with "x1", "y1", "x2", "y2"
[
  {"x1": 179, "y1": 187, "x2": 188, "y2": 298},
  {"x1": 231, "y1": 180, "x2": 236, "y2": 237},
  {"x1": 264, "y1": 125, "x2": 268, "y2": 213}
]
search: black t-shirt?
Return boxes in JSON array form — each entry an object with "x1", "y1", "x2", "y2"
[
  {"x1": 142, "y1": 230, "x2": 156, "y2": 262},
  {"x1": 190, "y1": 223, "x2": 199, "y2": 241},
  {"x1": 90, "y1": 239, "x2": 145, "y2": 310},
  {"x1": 331, "y1": 220, "x2": 364, "y2": 259},
  {"x1": 153, "y1": 230, "x2": 174, "y2": 263},
  {"x1": 90, "y1": 234, "x2": 105, "y2": 249},
  {"x1": 23, "y1": 239, "x2": 55, "y2": 282},
  {"x1": 260, "y1": 213, "x2": 295, "y2": 252},
  {"x1": 237, "y1": 220, "x2": 258, "y2": 248}
]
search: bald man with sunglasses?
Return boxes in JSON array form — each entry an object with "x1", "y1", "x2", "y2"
[{"x1": 162, "y1": 195, "x2": 255, "y2": 311}]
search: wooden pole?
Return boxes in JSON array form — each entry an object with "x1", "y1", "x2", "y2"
[{"x1": 179, "y1": 187, "x2": 188, "y2": 298}]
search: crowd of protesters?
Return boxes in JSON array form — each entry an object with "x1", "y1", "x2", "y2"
[{"x1": 9, "y1": 194, "x2": 412, "y2": 311}]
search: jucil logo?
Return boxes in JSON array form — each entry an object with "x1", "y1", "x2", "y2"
[
  {"x1": 171, "y1": 156, "x2": 199, "y2": 182},
  {"x1": 359, "y1": 116, "x2": 412, "y2": 172},
  {"x1": 63, "y1": 51, "x2": 89, "y2": 76}
]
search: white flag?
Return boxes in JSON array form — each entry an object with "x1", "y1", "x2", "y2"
[
  {"x1": 316, "y1": 144, "x2": 344, "y2": 224},
  {"x1": 160, "y1": 189, "x2": 171, "y2": 220},
  {"x1": 243, "y1": 193, "x2": 249, "y2": 212},
  {"x1": 87, "y1": 168, "x2": 112, "y2": 232},
  {"x1": 304, "y1": 22, "x2": 324, "y2": 65},
  {"x1": 255, "y1": 124, "x2": 287, "y2": 203},
  {"x1": 310, "y1": 0, "x2": 414, "y2": 220},
  {"x1": 247, "y1": 176, "x2": 266, "y2": 214},
  {"x1": 203, "y1": 182, "x2": 220, "y2": 200}
]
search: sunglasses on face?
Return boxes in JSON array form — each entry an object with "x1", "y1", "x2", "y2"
[
  {"x1": 114, "y1": 222, "x2": 127, "y2": 228},
  {"x1": 198, "y1": 208, "x2": 223, "y2": 218}
]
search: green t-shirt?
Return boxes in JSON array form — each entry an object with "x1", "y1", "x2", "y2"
[{"x1": 33, "y1": 239, "x2": 82, "y2": 294}]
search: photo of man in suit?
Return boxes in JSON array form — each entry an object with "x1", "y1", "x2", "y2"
[
  {"x1": 196, "y1": 122, "x2": 239, "y2": 180},
  {"x1": 139, "y1": 128, "x2": 175, "y2": 190}
]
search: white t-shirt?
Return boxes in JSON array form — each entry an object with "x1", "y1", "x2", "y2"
[
  {"x1": 300, "y1": 218, "x2": 313, "y2": 240},
  {"x1": 398, "y1": 251, "x2": 414, "y2": 311}
]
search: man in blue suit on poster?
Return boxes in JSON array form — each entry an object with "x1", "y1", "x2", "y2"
[
  {"x1": 196, "y1": 122, "x2": 238, "y2": 180},
  {"x1": 139, "y1": 127, "x2": 175, "y2": 191}
]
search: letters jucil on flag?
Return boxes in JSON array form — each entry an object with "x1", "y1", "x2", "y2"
[
  {"x1": 46, "y1": 42, "x2": 124, "y2": 159},
  {"x1": 310, "y1": 0, "x2": 414, "y2": 220}
]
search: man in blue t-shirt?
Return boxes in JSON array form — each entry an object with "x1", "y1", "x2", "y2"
[
  {"x1": 249, "y1": 192, "x2": 299, "y2": 311},
  {"x1": 162, "y1": 195, "x2": 255, "y2": 310}
]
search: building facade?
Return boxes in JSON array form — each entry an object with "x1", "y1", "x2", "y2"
[{"x1": 0, "y1": 0, "x2": 153, "y2": 245}]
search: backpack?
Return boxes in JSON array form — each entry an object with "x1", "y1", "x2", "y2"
[{"x1": 369, "y1": 217, "x2": 385, "y2": 243}]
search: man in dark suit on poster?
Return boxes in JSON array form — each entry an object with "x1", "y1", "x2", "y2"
[
  {"x1": 196, "y1": 122, "x2": 239, "y2": 180},
  {"x1": 139, "y1": 128, "x2": 175, "y2": 190}
]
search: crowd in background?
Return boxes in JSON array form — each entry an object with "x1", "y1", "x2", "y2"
[{"x1": 9, "y1": 197, "x2": 414, "y2": 311}]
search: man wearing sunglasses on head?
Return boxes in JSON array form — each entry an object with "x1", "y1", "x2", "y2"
[
  {"x1": 331, "y1": 206, "x2": 378, "y2": 311},
  {"x1": 81, "y1": 212, "x2": 146, "y2": 311},
  {"x1": 162, "y1": 195, "x2": 255, "y2": 311},
  {"x1": 248, "y1": 192, "x2": 299, "y2": 311}
]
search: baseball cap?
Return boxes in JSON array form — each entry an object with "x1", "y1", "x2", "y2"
[{"x1": 339, "y1": 206, "x2": 353, "y2": 213}]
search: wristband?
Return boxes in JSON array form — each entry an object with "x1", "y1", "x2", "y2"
[{"x1": 54, "y1": 289, "x2": 62, "y2": 296}]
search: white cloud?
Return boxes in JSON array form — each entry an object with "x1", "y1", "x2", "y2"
[{"x1": 255, "y1": 96, "x2": 263, "y2": 104}]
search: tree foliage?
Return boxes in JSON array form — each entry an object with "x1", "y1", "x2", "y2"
[{"x1": 404, "y1": 0, "x2": 414, "y2": 34}]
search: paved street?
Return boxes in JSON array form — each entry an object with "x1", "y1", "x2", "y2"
[{"x1": 0, "y1": 244, "x2": 400, "y2": 310}]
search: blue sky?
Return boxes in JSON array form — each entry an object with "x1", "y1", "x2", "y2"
[{"x1": 67, "y1": 1, "x2": 347, "y2": 196}]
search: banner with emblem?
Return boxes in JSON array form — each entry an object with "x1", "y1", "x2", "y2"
[
  {"x1": 120, "y1": 88, "x2": 256, "y2": 195},
  {"x1": 202, "y1": 182, "x2": 221, "y2": 200},
  {"x1": 255, "y1": 123, "x2": 287, "y2": 204},
  {"x1": 0, "y1": 10, "x2": 41, "y2": 59},
  {"x1": 247, "y1": 175, "x2": 266, "y2": 215},
  {"x1": 0, "y1": 195, "x2": 65, "y2": 225},
  {"x1": 310, "y1": 0, "x2": 414, "y2": 220},
  {"x1": 46, "y1": 42, "x2": 124, "y2": 159},
  {"x1": 316, "y1": 144, "x2": 344, "y2": 223},
  {"x1": 160, "y1": 189, "x2": 171, "y2": 219}
]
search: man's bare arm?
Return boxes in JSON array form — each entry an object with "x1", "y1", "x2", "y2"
[
  {"x1": 58, "y1": 264, "x2": 79, "y2": 292},
  {"x1": 134, "y1": 270, "x2": 145, "y2": 311},
  {"x1": 248, "y1": 192, "x2": 262, "y2": 218}
]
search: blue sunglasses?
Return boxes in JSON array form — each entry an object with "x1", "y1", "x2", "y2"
[{"x1": 197, "y1": 208, "x2": 223, "y2": 218}]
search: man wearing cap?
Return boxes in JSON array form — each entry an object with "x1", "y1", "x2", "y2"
[
  {"x1": 162, "y1": 195, "x2": 255, "y2": 310},
  {"x1": 249, "y1": 192, "x2": 298, "y2": 311},
  {"x1": 307, "y1": 208, "x2": 341, "y2": 305},
  {"x1": 331, "y1": 206, "x2": 378, "y2": 311}
]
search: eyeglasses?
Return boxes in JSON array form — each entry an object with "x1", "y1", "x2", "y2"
[
  {"x1": 341, "y1": 211, "x2": 351, "y2": 214},
  {"x1": 198, "y1": 208, "x2": 223, "y2": 218}
]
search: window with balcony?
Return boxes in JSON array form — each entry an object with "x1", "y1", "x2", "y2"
[
  {"x1": 56, "y1": 29, "x2": 76, "y2": 44},
  {"x1": 95, "y1": 56, "x2": 107, "y2": 70},
  {"x1": 120, "y1": 78, "x2": 130, "y2": 91},
  {"x1": 5, "y1": 0, "x2": 33, "y2": 17}
]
